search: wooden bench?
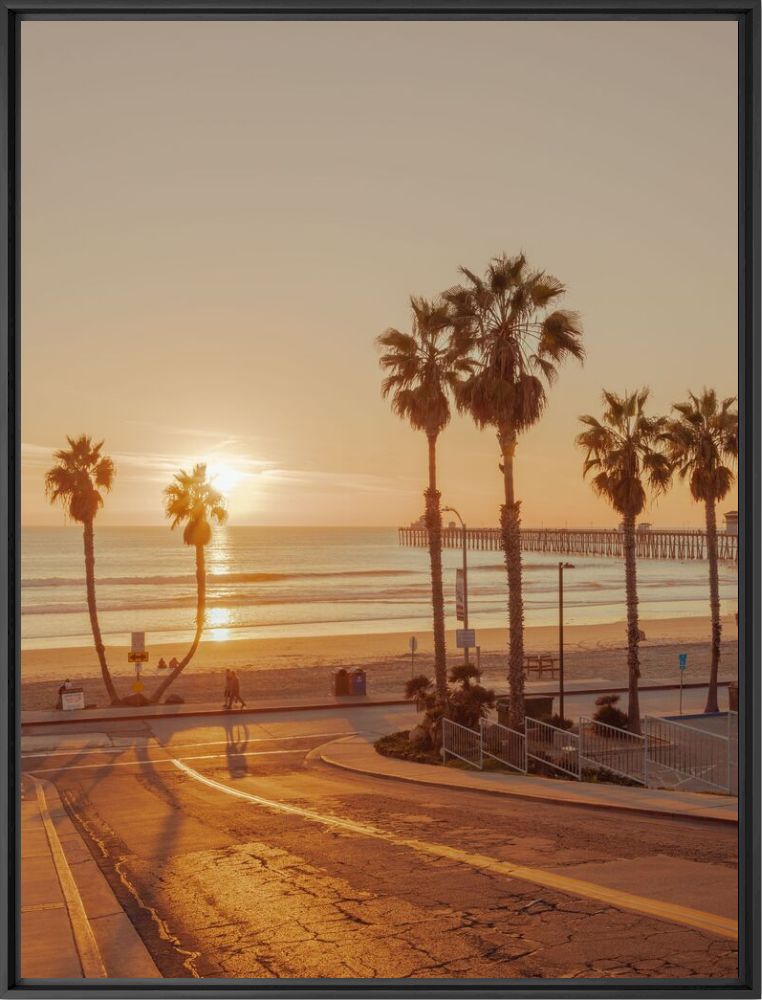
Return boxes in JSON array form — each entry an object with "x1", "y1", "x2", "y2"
[{"x1": 524, "y1": 654, "x2": 559, "y2": 679}]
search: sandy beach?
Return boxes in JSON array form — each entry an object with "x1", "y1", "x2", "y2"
[{"x1": 21, "y1": 613, "x2": 738, "y2": 711}]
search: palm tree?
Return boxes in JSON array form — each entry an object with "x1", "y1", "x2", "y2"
[
  {"x1": 149, "y1": 463, "x2": 227, "y2": 704},
  {"x1": 577, "y1": 390, "x2": 673, "y2": 733},
  {"x1": 377, "y1": 296, "x2": 474, "y2": 704},
  {"x1": 444, "y1": 254, "x2": 584, "y2": 729},
  {"x1": 665, "y1": 390, "x2": 738, "y2": 713},
  {"x1": 45, "y1": 435, "x2": 119, "y2": 704}
]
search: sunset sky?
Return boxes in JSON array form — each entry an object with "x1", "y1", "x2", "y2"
[{"x1": 21, "y1": 20, "x2": 738, "y2": 528}]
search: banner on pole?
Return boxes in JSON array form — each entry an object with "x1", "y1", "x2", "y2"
[{"x1": 455, "y1": 569, "x2": 465, "y2": 622}]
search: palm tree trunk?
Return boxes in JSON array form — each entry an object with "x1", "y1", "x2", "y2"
[
  {"x1": 149, "y1": 544, "x2": 206, "y2": 704},
  {"x1": 704, "y1": 497, "x2": 722, "y2": 713},
  {"x1": 425, "y1": 434, "x2": 448, "y2": 704},
  {"x1": 622, "y1": 512, "x2": 641, "y2": 733},
  {"x1": 499, "y1": 429, "x2": 525, "y2": 730},
  {"x1": 82, "y1": 518, "x2": 119, "y2": 705}
]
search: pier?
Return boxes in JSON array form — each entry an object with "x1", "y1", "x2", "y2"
[{"x1": 398, "y1": 526, "x2": 738, "y2": 563}]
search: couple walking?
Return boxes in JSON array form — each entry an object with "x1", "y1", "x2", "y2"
[{"x1": 223, "y1": 669, "x2": 246, "y2": 710}]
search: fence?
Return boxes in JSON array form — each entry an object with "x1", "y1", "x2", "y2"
[
  {"x1": 578, "y1": 717, "x2": 648, "y2": 785},
  {"x1": 480, "y1": 720, "x2": 527, "y2": 773},
  {"x1": 525, "y1": 718, "x2": 581, "y2": 779},
  {"x1": 442, "y1": 718, "x2": 482, "y2": 769},
  {"x1": 643, "y1": 715, "x2": 736, "y2": 794}
]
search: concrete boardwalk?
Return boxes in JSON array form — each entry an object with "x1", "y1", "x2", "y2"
[
  {"x1": 21, "y1": 775, "x2": 160, "y2": 981},
  {"x1": 318, "y1": 734, "x2": 738, "y2": 825}
]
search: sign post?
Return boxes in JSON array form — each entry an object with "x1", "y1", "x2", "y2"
[
  {"x1": 678, "y1": 652, "x2": 688, "y2": 714},
  {"x1": 455, "y1": 628, "x2": 476, "y2": 650},
  {"x1": 409, "y1": 636, "x2": 417, "y2": 677},
  {"x1": 129, "y1": 631, "x2": 149, "y2": 695}
]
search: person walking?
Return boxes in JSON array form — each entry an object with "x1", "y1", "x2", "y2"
[
  {"x1": 230, "y1": 670, "x2": 246, "y2": 710},
  {"x1": 223, "y1": 669, "x2": 233, "y2": 710}
]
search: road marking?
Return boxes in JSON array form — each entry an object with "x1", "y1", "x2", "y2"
[
  {"x1": 27, "y1": 748, "x2": 307, "y2": 775},
  {"x1": 21, "y1": 729, "x2": 352, "y2": 760},
  {"x1": 29, "y1": 776, "x2": 108, "y2": 978},
  {"x1": 171, "y1": 759, "x2": 738, "y2": 942}
]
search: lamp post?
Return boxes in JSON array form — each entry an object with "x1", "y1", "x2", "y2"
[
  {"x1": 443, "y1": 506, "x2": 469, "y2": 665},
  {"x1": 558, "y1": 562, "x2": 575, "y2": 723}
]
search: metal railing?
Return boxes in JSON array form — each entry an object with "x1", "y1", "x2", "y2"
[
  {"x1": 526, "y1": 718, "x2": 581, "y2": 779},
  {"x1": 578, "y1": 717, "x2": 648, "y2": 785},
  {"x1": 480, "y1": 720, "x2": 527, "y2": 773},
  {"x1": 643, "y1": 715, "x2": 736, "y2": 793},
  {"x1": 442, "y1": 719, "x2": 482, "y2": 770}
]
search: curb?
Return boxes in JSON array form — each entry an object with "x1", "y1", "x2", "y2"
[
  {"x1": 315, "y1": 738, "x2": 738, "y2": 827},
  {"x1": 27, "y1": 776, "x2": 161, "y2": 979},
  {"x1": 29, "y1": 776, "x2": 108, "y2": 978}
]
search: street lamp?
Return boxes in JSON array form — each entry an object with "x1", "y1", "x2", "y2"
[
  {"x1": 443, "y1": 506, "x2": 469, "y2": 665},
  {"x1": 558, "y1": 561, "x2": 575, "y2": 723}
]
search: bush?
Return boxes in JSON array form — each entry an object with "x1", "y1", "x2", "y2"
[
  {"x1": 549, "y1": 714, "x2": 574, "y2": 731},
  {"x1": 593, "y1": 694, "x2": 628, "y2": 729}
]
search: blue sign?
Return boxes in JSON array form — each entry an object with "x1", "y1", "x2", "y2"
[{"x1": 678, "y1": 653, "x2": 688, "y2": 671}]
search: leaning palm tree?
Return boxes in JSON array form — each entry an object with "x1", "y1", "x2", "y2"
[
  {"x1": 445, "y1": 254, "x2": 584, "y2": 729},
  {"x1": 665, "y1": 390, "x2": 738, "y2": 713},
  {"x1": 149, "y1": 463, "x2": 227, "y2": 703},
  {"x1": 377, "y1": 296, "x2": 473, "y2": 704},
  {"x1": 577, "y1": 390, "x2": 673, "y2": 733},
  {"x1": 45, "y1": 435, "x2": 119, "y2": 704}
]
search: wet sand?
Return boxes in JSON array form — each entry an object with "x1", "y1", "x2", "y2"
[{"x1": 21, "y1": 614, "x2": 737, "y2": 710}]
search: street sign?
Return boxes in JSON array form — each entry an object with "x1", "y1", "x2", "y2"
[
  {"x1": 409, "y1": 636, "x2": 417, "y2": 652},
  {"x1": 128, "y1": 651, "x2": 149, "y2": 663},
  {"x1": 131, "y1": 631, "x2": 145, "y2": 653},
  {"x1": 678, "y1": 653, "x2": 688, "y2": 671},
  {"x1": 455, "y1": 569, "x2": 465, "y2": 622},
  {"x1": 456, "y1": 628, "x2": 476, "y2": 649},
  {"x1": 132, "y1": 680, "x2": 144, "y2": 694}
]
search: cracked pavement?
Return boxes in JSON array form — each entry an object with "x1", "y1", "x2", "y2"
[{"x1": 23, "y1": 708, "x2": 739, "y2": 981}]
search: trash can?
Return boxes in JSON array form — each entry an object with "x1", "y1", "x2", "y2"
[
  {"x1": 728, "y1": 681, "x2": 738, "y2": 712},
  {"x1": 333, "y1": 668, "x2": 350, "y2": 696},
  {"x1": 499, "y1": 695, "x2": 553, "y2": 725},
  {"x1": 350, "y1": 668, "x2": 367, "y2": 696}
]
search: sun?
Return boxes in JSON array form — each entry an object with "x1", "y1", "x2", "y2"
[{"x1": 207, "y1": 461, "x2": 245, "y2": 495}]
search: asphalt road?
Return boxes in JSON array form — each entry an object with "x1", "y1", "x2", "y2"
[{"x1": 22, "y1": 705, "x2": 739, "y2": 981}]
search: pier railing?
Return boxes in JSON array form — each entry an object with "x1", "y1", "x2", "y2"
[{"x1": 398, "y1": 526, "x2": 737, "y2": 563}]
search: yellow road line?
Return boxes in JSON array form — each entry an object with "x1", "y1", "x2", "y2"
[
  {"x1": 171, "y1": 759, "x2": 737, "y2": 942},
  {"x1": 29, "y1": 776, "x2": 108, "y2": 978},
  {"x1": 27, "y1": 748, "x2": 306, "y2": 775}
]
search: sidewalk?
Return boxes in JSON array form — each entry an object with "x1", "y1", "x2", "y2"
[
  {"x1": 21, "y1": 694, "x2": 410, "y2": 729},
  {"x1": 317, "y1": 734, "x2": 738, "y2": 825},
  {"x1": 21, "y1": 775, "x2": 159, "y2": 980}
]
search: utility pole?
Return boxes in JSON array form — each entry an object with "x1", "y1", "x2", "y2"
[{"x1": 444, "y1": 506, "x2": 469, "y2": 665}]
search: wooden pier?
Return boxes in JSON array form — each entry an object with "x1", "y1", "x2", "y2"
[{"x1": 398, "y1": 526, "x2": 738, "y2": 563}]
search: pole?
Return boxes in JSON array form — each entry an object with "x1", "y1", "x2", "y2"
[
  {"x1": 411, "y1": 647, "x2": 415, "y2": 678},
  {"x1": 559, "y1": 562, "x2": 565, "y2": 724},
  {"x1": 679, "y1": 670, "x2": 683, "y2": 715},
  {"x1": 462, "y1": 522, "x2": 469, "y2": 666}
]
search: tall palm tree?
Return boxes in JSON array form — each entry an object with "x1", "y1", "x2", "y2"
[
  {"x1": 45, "y1": 435, "x2": 119, "y2": 704},
  {"x1": 149, "y1": 463, "x2": 227, "y2": 704},
  {"x1": 665, "y1": 390, "x2": 738, "y2": 713},
  {"x1": 577, "y1": 390, "x2": 673, "y2": 733},
  {"x1": 445, "y1": 254, "x2": 584, "y2": 729},
  {"x1": 377, "y1": 296, "x2": 473, "y2": 703}
]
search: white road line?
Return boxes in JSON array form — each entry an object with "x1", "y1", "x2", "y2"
[
  {"x1": 21, "y1": 730, "x2": 352, "y2": 760},
  {"x1": 29, "y1": 776, "x2": 108, "y2": 978},
  {"x1": 27, "y1": 748, "x2": 307, "y2": 775},
  {"x1": 170, "y1": 759, "x2": 738, "y2": 942}
]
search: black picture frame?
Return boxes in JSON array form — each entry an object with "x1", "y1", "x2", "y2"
[{"x1": 1, "y1": 2, "x2": 759, "y2": 996}]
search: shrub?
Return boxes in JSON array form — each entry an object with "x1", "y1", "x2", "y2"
[{"x1": 593, "y1": 694, "x2": 628, "y2": 729}]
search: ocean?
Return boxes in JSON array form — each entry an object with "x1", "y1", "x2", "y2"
[{"x1": 21, "y1": 526, "x2": 738, "y2": 653}]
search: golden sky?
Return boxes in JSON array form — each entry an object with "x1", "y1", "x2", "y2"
[{"x1": 21, "y1": 20, "x2": 738, "y2": 528}]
